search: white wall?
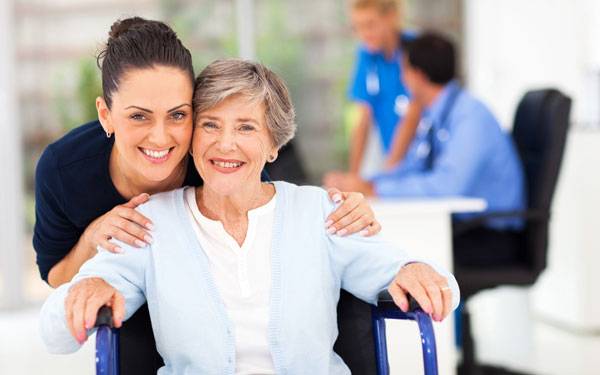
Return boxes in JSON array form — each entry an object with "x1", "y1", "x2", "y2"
[
  {"x1": 464, "y1": 0, "x2": 600, "y2": 330},
  {"x1": 0, "y1": 0, "x2": 25, "y2": 308},
  {"x1": 464, "y1": 0, "x2": 600, "y2": 129}
]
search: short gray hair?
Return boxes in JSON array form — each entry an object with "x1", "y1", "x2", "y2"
[{"x1": 193, "y1": 59, "x2": 296, "y2": 149}]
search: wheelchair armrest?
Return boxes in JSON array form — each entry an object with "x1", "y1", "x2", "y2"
[
  {"x1": 376, "y1": 290, "x2": 420, "y2": 312},
  {"x1": 95, "y1": 305, "x2": 115, "y2": 328},
  {"x1": 453, "y1": 209, "x2": 550, "y2": 235}
]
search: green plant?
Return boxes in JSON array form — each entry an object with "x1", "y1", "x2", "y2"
[{"x1": 54, "y1": 58, "x2": 102, "y2": 132}]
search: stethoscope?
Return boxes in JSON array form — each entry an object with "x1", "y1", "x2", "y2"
[
  {"x1": 366, "y1": 57, "x2": 410, "y2": 118},
  {"x1": 366, "y1": 65, "x2": 380, "y2": 96},
  {"x1": 414, "y1": 84, "x2": 461, "y2": 170}
]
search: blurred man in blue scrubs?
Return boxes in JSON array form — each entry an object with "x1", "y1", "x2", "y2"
[{"x1": 325, "y1": 32, "x2": 527, "y2": 265}]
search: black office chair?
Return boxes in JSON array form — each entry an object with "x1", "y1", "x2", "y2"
[{"x1": 453, "y1": 89, "x2": 572, "y2": 375}]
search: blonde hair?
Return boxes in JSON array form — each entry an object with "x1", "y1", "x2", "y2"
[
  {"x1": 193, "y1": 59, "x2": 296, "y2": 149},
  {"x1": 351, "y1": 0, "x2": 399, "y2": 13}
]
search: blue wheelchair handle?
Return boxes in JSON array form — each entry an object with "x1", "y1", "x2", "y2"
[
  {"x1": 373, "y1": 291, "x2": 439, "y2": 375},
  {"x1": 377, "y1": 290, "x2": 421, "y2": 311},
  {"x1": 96, "y1": 306, "x2": 115, "y2": 328},
  {"x1": 94, "y1": 306, "x2": 120, "y2": 375}
]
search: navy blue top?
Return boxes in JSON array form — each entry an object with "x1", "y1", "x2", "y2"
[{"x1": 34, "y1": 120, "x2": 207, "y2": 282}]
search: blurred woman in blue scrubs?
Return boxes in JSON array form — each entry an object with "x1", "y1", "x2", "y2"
[{"x1": 329, "y1": 0, "x2": 421, "y2": 179}]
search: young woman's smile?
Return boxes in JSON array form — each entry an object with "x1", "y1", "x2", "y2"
[{"x1": 139, "y1": 145, "x2": 176, "y2": 162}]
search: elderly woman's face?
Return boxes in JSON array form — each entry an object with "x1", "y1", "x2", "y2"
[{"x1": 192, "y1": 94, "x2": 277, "y2": 195}]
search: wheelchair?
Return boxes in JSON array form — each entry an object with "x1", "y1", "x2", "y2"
[{"x1": 94, "y1": 291, "x2": 438, "y2": 375}]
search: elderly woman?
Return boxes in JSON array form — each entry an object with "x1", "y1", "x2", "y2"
[{"x1": 40, "y1": 59, "x2": 459, "y2": 374}]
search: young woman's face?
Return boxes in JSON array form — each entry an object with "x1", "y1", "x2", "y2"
[
  {"x1": 98, "y1": 65, "x2": 193, "y2": 183},
  {"x1": 192, "y1": 94, "x2": 277, "y2": 196},
  {"x1": 351, "y1": 7, "x2": 397, "y2": 52}
]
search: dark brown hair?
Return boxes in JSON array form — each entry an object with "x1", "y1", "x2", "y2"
[
  {"x1": 96, "y1": 17, "x2": 194, "y2": 108},
  {"x1": 404, "y1": 32, "x2": 456, "y2": 85}
]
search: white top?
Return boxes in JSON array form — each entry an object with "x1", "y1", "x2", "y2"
[{"x1": 184, "y1": 187, "x2": 276, "y2": 375}]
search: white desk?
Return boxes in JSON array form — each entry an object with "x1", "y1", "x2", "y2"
[{"x1": 370, "y1": 198, "x2": 486, "y2": 375}]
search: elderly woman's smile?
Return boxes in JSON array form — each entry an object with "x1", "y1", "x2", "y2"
[{"x1": 210, "y1": 158, "x2": 245, "y2": 172}]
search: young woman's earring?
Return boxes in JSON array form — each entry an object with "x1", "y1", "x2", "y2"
[
  {"x1": 268, "y1": 154, "x2": 276, "y2": 162},
  {"x1": 106, "y1": 130, "x2": 112, "y2": 138}
]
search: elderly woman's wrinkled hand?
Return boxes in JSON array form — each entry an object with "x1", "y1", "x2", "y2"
[
  {"x1": 388, "y1": 263, "x2": 453, "y2": 322},
  {"x1": 64, "y1": 277, "x2": 125, "y2": 344},
  {"x1": 325, "y1": 188, "x2": 381, "y2": 237}
]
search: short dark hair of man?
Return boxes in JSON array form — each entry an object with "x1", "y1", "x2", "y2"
[{"x1": 404, "y1": 32, "x2": 456, "y2": 85}]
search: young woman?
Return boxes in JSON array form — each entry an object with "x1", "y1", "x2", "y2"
[
  {"x1": 34, "y1": 17, "x2": 382, "y2": 373},
  {"x1": 40, "y1": 59, "x2": 459, "y2": 374}
]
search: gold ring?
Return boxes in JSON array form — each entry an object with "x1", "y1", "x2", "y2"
[{"x1": 440, "y1": 286, "x2": 451, "y2": 292}]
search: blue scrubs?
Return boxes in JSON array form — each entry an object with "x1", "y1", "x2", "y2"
[
  {"x1": 348, "y1": 33, "x2": 414, "y2": 153},
  {"x1": 370, "y1": 81, "x2": 526, "y2": 230}
]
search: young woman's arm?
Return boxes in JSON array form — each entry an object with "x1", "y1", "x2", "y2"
[
  {"x1": 34, "y1": 147, "x2": 154, "y2": 287},
  {"x1": 47, "y1": 194, "x2": 152, "y2": 287}
]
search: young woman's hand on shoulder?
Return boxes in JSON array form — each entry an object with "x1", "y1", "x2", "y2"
[
  {"x1": 84, "y1": 193, "x2": 154, "y2": 253},
  {"x1": 325, "y1": 188, "x2": 382, "y2": 237}
]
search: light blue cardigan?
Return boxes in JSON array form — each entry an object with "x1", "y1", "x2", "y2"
[{"x1": 40, "y1": 181, "x2": 460, "y2": 374}]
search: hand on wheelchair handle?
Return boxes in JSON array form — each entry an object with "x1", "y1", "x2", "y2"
[
  {"x1": 95, "y1": 305, "x2": 116, "y2": 328},
  {"x1": 64, "y1": 277, "x2": 125, "y2": 344},
  {"x1": 387, "y1": 262, "x2": 453, "y2": 322}
]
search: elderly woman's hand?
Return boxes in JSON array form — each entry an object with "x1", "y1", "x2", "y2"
[
  {"x1": 65, "y1": 277, "x2": 125, "y2": 344},
  {"x1": 388, "y1": 263, "x2": 453, "y2": 322},
  {"x1": 325, "y1": 188, "x2": 381, "y2": 237}
]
